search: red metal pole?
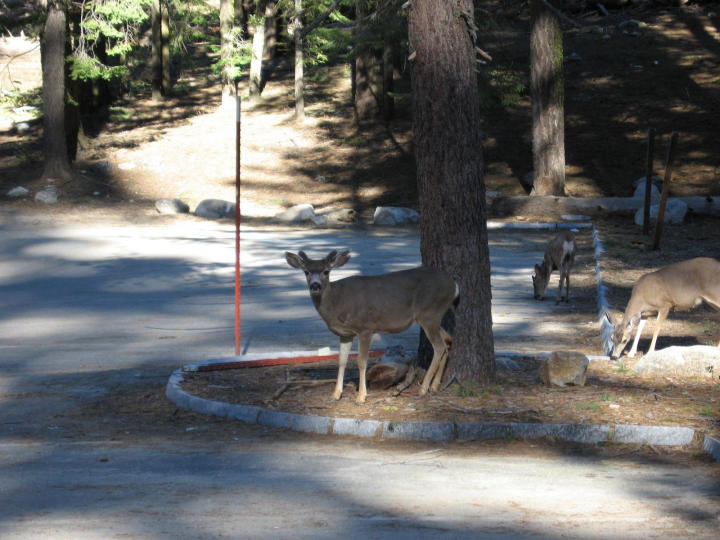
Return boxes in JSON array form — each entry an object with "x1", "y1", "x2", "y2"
[{"x1": 234, "y1": 95, "x2": 242, "y2": 355}]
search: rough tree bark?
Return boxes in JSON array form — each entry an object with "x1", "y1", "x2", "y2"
[
  {"x1": 151, "y1": 0, "x2": 163, "y2": 100},
  {"x1": 294, "y1": 0, "x2": 304, "y2": 121},
  {"x1": 161, "y1": 0, "x2": 170, "y2": 93},
  {"x1": 41, "y1": 0, "x2": 73, "y2": 181},
  {"x1": 408, "y1": 0, "x2": 495, "y2": 384},
  {"x1": 220, "y1": 0, "x2": 236, "y2": 105},
  {"x1": 530, "y1": 0, "x2": 566, "y2": 196},
  {"x1": 353, "y1": 0, "x2": 380, "y2": 124},
  {"x1": 248, "y1": 0, "x2": 268, "y2": 99}
]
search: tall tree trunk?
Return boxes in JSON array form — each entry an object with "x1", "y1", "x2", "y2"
[
  {"x1": 409, "y1": 0, "x2": 495, "y2": 383},
  {"x1": 220, "y1": 0, "x2": 236, "y2": 105},
  {"x1": 41, "y1": 0, "x2": 72, "y2": 181},
  {"x1": 161, "y1": 0, "x2": 171, "y2": 93},
  {"x1": 151, "y1": 0, "x2": 163, "y2": 100},
  {"x1": 264, "y1": 0, "x2": 277, "y2": 61},
  {"x1": 294, "y1": 0, "x2": 304, "y2": 121},
  {"x1": 382, "y1": 29, "x2": 395, "y2": 121},
  {"x1": 530, "y1": 0, "x2": 565, "y2": 196},
  {"x1": 353, "y1": 1, "x2": 379, "y2": 124},
  {"x1": 248, "y1": 0, "x2": 267, "y2": 99}
]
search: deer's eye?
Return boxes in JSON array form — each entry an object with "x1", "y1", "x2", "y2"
[
  {"x1": 303, "y1": 271, "x2": 310, "y2": 276},
  {"x1": 323, "y1": 270, "x2": 330, "y2": 276}
]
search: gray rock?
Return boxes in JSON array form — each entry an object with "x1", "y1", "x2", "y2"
[
  {"x1": 274, "y1": 203, "x2": 315, "y2": 223},
  {"x1": 34, "y1": 186, "x2": 60, "y2": 204},
  {"x1": 633, "y1": 175, "x2": 662, "y2": 190},
  {"x1": 634, "y1": 198, "x2": 688, "y2": 226},
  {"x1": 632, "y1": 345, "x2": 720, "y2": 377},
  {"x1": 155, "y1": 198, "x2": 190, "y2": 215},
  {"x1": 317, "y1": 207, "x2": 357, "y2": 224},
  {"x1": 632, "y1": 182, "x2": 660, "y2": 202},
  {"x1": 539, "y1": 351, "x2": 589, "y2": 387},
  {"x1": 373, "y1": 206, "x2": 419, "y2": 226},
  {"x1": 194, "y1": 199, "x2": 235, "y2": 219},
  {"x1": 7, "y1": 186, "x2": 29, "y2": 198}
]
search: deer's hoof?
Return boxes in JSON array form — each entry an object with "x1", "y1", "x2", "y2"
[{"x1": 354, "y1": 397, "x2": 366, "y2": 405}]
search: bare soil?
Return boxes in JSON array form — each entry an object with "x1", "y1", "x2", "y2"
[{"x1": 1, "y1": 3, "x2": 719, "y2": 450}]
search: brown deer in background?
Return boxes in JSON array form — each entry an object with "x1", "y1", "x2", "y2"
[
  {"x1": 285, "y1": 250, "x2": 458, "y2": 403},
  {"x1": 604, "y1": 257, "x2": 720, "y2": 359},
  {"x1": 532, "y1": 231, "x2": 577, "y2": 304}
]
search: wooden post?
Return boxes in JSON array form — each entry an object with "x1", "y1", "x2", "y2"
[
  {"x1": 235, "y1": 94, "x2": 242, "y2": 355},
  {"x1": 651, "y1": 131, "x2": 678, "y2": 251},
  {"x1": 642, "y1": 127, "x2": 655, "y2": 235}
]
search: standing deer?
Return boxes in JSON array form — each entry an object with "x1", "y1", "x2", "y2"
[
  {"x1": 532, "y1": 231, "x2": 577, "y2": 304},
  {"x1": 604, "y1": 257, "x2": 720, "y2": 359},
  {"x1": 285, "y1": 250, "x2": 458, "y2": 403}
]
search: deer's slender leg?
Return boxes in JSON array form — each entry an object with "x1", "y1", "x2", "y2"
[
  {"x1": 556, "y1": 267, "x2": 565, "y2": 305},
  {"x1": 627, "y1": 318, "x2": 647, "y2": 358},
  {"x1": 333, "y1": 337, "x2": 353, "y2": 401},
  {"x1": 648, "y1": 307, "x2": 670, "y2": 354},
  {"x1": 565, "y1": 265, "x2": 571, "y2": 302},
  {"x1": 419, "y1": 324, "x2": 449, "y2": 395},
  {"x1": 429, "y1": 328, "x2": 453, "y2": 392},
  {"x1": 356, "y1": 333, "x2": 372, "y2": 404}
]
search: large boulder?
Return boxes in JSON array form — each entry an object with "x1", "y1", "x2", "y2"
[
  {"x1": 632, "y1": 345, "x2": 720, "y2": 377},
  {"x1": 539, "y1": 351, "x2": 589, "y2": 387},
  {"x1": 194, "y1": 199, "x2": 235, "y2": 219},
  {"x1": 373, "y1": 206, "x2": 419, "y2": 226},
  {"x1": 274, "y1": 203, "x2": 315, "y2": 223},
  {"x1": 155, "y1": 198, "x2": 190, "y2": 215},
  {"x1": 634, "y1": 198, "x2": 688, "y2": 226}
]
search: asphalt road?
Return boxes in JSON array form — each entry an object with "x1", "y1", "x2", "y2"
[{"x1": 0, "y1": 209, "x2": 718, "y2": 539}]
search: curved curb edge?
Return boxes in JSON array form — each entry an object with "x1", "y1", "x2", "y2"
[{"x1": 166, "y1": 367, "x2": 716, "y2": 460}]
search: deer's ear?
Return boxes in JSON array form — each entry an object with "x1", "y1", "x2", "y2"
[
  {"x1": 332, "y1": 250, "x2": 351, "y2": 268},
  {"x1": 285, "y1": 252, "x2": 303, "y2": 269}
]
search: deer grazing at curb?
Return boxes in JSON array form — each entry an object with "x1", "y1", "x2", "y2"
[
  {"x1": 285, "y1": 250, "x2": 458, "y2": 404},
  {"x1": 604, "y1": 257, "x2": 720, "y2": 359},
  {"x1": 532, "y1": 231, "x2": 577, "y2": 304}
]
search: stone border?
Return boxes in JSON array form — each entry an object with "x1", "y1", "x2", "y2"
[
  {"x1": 165, "y1": 221, "x2": 719, "y2": 461},
  {"x1": 167, "y1": 367, "x2": 712, "y2": 453}
]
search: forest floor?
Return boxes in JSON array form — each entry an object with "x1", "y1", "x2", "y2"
[{"x1": 0, "y1": 2, "x2": 719, "y2": 451}]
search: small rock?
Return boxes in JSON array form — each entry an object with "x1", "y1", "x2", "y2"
[
  {"x1": 155, "y1": 198, "x2": 190, "y2": 215},
  {"x1": 194, "y1": 199, "x2": 235, "y2": 219},
  {"x1": 7, "y1": 186, "x2": 29, "y2": 198},
  {"x1": 35, "y1": 186, "x2": 60, "y2": 204},
  {"x1": 274, "y1": 203, "x2": 315, "y2": 223},
  {"x1": 539, "y1": 351, "x2": 589, "y2": 387},
  {"x1": 373, "y1": 206, "x2": 419, "y2": 226}
]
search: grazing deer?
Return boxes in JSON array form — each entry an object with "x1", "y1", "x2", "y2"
[
  {"x1": 604, "y1": 257, "x2": 720, "y2": 359},
  {"x1": 285, "y1": 250, "x2": 458, "y2": 403},
  {"x1": 532, "y1": 231, "x2": 577, "y2": 304}
]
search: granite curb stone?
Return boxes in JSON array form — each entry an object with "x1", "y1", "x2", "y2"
[{"x1": 166, "y1": 366, "x2": 715, "y2": 460}]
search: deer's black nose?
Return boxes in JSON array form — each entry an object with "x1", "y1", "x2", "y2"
[{"x1": 310, "y1": 283, "x2": 321, "y2": 292}]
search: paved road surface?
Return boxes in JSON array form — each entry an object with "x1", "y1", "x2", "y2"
[{"x1": 1, "y1": 211, "x2": 718, "y2": 538}]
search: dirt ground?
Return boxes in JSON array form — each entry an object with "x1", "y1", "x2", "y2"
[{"x1": 1, "y1": 3, "x2": 719, "y2": 451}]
